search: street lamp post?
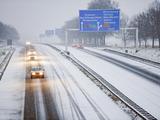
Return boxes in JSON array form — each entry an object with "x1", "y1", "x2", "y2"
[
  {"x1": 65, "y1": 28, "x2": 79, "y2": 52},
  {"x1": 121, "y1": 27, "x2": 139, "y2": 48}
]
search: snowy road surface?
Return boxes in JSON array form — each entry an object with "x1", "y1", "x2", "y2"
[
  {"x1": 54, "y1": 45, "x2": 160, "y2": 119},
  {"x1": 0, "y1": 44, "x2": 159, "y2": 119},
  {"x1": 85, "y1": 47, "x2": 160, "y2": 76},
  {"x1": 35, "y1": 44, "x2": 131, "y2": 120},
  {"x1": 0, "y1": 47, "x2": 25, "y2": 120}
]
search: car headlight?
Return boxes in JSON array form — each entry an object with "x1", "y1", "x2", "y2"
[
  {"x1": 34, "y1": 56, "x2": 37, "y2": 59},
  {"x1": 32, "y1": 51, "x2": 36, "y2": 54},
  {"x1": 32, "y1": 72, "x2": 36, "y2": 75},
  {"x1": 27, "y1": 57, "x2": 30, "y2": 60},
  {"x1": 39, "y1": 72, "x2": 43, "y2": 75},
  {"x1": 27, "y1": 52, "x2": 32, "y2": 55},
  {"x1": 26, "y1": 42, "x2": 31, "y2": 45}
]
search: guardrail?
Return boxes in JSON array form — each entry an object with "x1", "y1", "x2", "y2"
[
  {"x1": 81, "y1": 49, "x2": 160, "y2": 85},
  {"x1": 46, "y1": 44, "x2": 157, "y2": 120},
  {"x1": 68, "y1": 55, "x2": 157, "y2": 120},
  {"x1": 103, "y1": 48, "x2": 160, "y2": 68},
  {"x1": 0, "y1": 48, "x2": 15, "y2": 80}
]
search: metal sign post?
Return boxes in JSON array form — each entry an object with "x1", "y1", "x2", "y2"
[
  {"x1": 136, "y1": 28, "x2": 139, "y2": 48},
  {"x1": 65, "y1": 29, "x2": 79, "y2": 52},
  {"x1": 65, "y1": 30, "x2": 68, "y2": 51},
  {"x1": 121, "y1": 27, "x2": 139, "y2": 48}
]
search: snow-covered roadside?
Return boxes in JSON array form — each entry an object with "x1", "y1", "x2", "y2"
[
  {"x1": 54, "y1": 45, "x2": 160, "y2": 119},
  {"x1": 0, "y1": 46, "x2": 25, "y2": 120},
  {"x1": 0, "y1": 47, "x2": 12, "y2": 65},
  {"x1": 101, "y1": 36, "x2": 160, "y2": 63},
  {"x1": 35, "y1": 44, "x2": 131, "y2": 120},
  {"x1": 84, "y1": 47, "x2": 160, "y2": 76},
  {"x1": 102, "y1": 47, "x2": 160, "y2": 63}
]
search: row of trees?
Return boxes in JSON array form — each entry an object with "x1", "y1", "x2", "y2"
[
  {"x1": 56, "y1": 0, "x2": 160, "y2": 48},
  {"x1": 129, "y1": 0, "x2": 160, "y2": 48},
  {"x1": 0, "y1": 21, "x2": 19, "y2": 43}
]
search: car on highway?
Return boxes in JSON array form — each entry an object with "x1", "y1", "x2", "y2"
[
  {"x1": 27, "y1": 55, "x2": 37, "y2": 61},
  {"x1": 76, "y1": 44, "x2": 84, "y2": 49},
  {"x1": 30, "y1": 66, "x2": 45, "y2": 79},
  {"x1": 72, "y1": 43, "x2": 84, "y2": 49},
  {"x1": 27, "y1": 50, "x2": 36, "y2": 56},
  {"x1": 26, "y1": 50, "x2": 37, "y2": 61}
]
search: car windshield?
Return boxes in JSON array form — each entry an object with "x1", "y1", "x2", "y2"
[{"x1": 31, "y1": 67, "x2": 42, "y2": 71}]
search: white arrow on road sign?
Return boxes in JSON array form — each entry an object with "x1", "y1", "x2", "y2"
[{"x1": 81, "y1": 22, "x2": 83, "y2": 31}]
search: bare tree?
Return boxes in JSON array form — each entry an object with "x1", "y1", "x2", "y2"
[
  {"x1": 88, "y1": 0, "x2": 118, "y2": 9},
  {"x1": 149, "y1": 0, "x2": 160, "y2": 48},
  {"x1": 0, "y1": 21, "x2": 19, "y2": 42},
  {"x1": 147, "y1": 8, "x2": 157, "y2": 48},
  {"x1": 120, "y1": 13, "x2": 129, "y2": 47}
]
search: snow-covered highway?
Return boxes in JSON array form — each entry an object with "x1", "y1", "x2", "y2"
[
  {"x1": 35, "y1": 44, "x2": 131, "y2": 120},
  {"x1": 0, "y1": 47, "x2": 25, "y2": 120},
  {"x1": 53, "y1": 44, "x2": 160, "y2": 119},
  {"x1": 0, "y1": 44, "x2": 160, "y2": 120}
]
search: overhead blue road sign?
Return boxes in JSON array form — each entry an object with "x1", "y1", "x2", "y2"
[{"x1": 79, "y1": 9, "x2": 120, "y2": 32}]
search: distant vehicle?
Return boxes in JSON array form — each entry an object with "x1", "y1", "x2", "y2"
[
  {"x1": 27, "y1": 54, "x2": 37, "y2": 61},
  {"x1": 27, "y1": 50, "x2": 37, "y2": 61},
  {"x1": 30, "y1": 66, "x2": 44, "y2": 79},
  {"x1": 76, "y1": 44, "x2": 84, "y2": 49},
  {"x1": 27, "y1": 50, "x2": 36, "y2": 56},
  {"x1": 72, "y1": 44, "x2": 77, "y2": 47},
  {"x1": 72, "y1": 43, "x2": 84, "y2": 49},
  {"x1": 26, "y1": 41, "x2": 31, "y2": 45}
]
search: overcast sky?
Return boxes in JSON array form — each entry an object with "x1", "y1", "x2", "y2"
[{"x1": 0, "y1": 0, "x2": 155, "y2": 41}]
